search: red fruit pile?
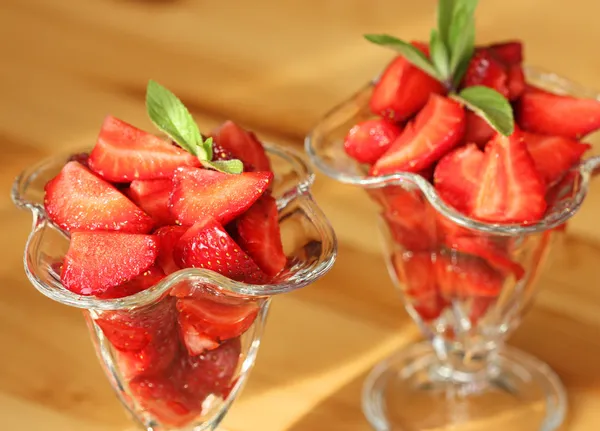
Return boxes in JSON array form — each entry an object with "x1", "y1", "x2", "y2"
[
  {"x1": 346, "y1": 41, "x2": 597, "y2": 323},
  {"x1": 44, "y1": 116, "x2": 287, "y2": 425}
]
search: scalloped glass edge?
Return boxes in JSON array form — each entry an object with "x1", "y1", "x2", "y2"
[
  {"x1": 12, "y1": 143, "x2": 338, "y2": 310},
  {"x1": 305, "y1": 66, "x2": 600, "y2": 235}
]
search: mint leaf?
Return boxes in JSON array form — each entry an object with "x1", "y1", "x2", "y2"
[
  {"x1": 364, "y1": 34, "x2": 441, "y2": 81},
  {"x1": 146, "y1": 80, "x2": 204, "y2": 157},
  {"x1": 429, "y1": 29, "x2": 450, "y2": 81},
  {"x1": 448, "y1": 0, "x2": 477, "y2": 86},
  {"x1": 201, "y1": 159, "x2": 244, "y2": 174},
  {"x1": 202, "y1": 136, "x2": 214, "y2": 161},
  {"x1": 453, "y1": 86, "x2": 514, "y2": 136},
  {"x1": 437, "y1": 0, "x2": 455, "y2": 48}
]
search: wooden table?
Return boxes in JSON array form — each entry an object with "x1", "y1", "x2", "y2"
[{"x1": 2, "y1": 0, "x2": 600, "y2": 429}]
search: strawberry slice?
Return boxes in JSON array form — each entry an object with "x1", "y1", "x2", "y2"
[
  {"x1": 61, "y1": 232, "x2": 159, "y2": 296},
  {"x1": 369, "y1": 45, "x2": 446, "y2": 122},
  {"x1": 211, "y1": 121, "x2": 272, "y2": 172},
  {"x1": 371, "y1": 95, "x2": 465, "y2": 176},
  {"x1": 516, "y1": 88, "x2": 600, "y2": 139},
  {"x1": 170, "y1": 167, "x2": 272, "y2": 226},
  {"x1": 178, "y1": 313, "x2": 220, "y2": 356},
  {"x1": 487, "y1": 41, "x2": 523, "y2": 65},
  {"x1": 44, "y1": 161, "x2": 154, "y2": 233},
  {"x1": 506, "y1": 65, "x2": 526, "y2": 100},
  {"x1": 176, "y1": 296, "x2": 259, "y2": 342},
  {"x1": 97, "y1": 266, "x2": 165, "y2": 299},
  {"x1": 522, "y1": 131, "x2": 591, "y2": 187},
  {"x1": 211, "y1": 142, "x2": 236, "y2": 162},
  {"x1": 435, "y1": 252, "x2": 504, "y2": 298},
  {"x1": 116, "y1": 330, "x2": 179, "y2": 379},
  {"x1": 434, "y1": 143, "x2": 484, "y2": 213},
  {"x1": 155, "y1": 225, "x2": 188, "y2": 275},
  {"x1": 174, "y1": 218, "x2": 268, "y2": 284},
  {"x1": 96, "y1": 297, "x2": 176, "y2": 351},
  {"x1": 461, "y1": 49, "x2": 509, "y2": 98},
  {"x1": 471, "y1": 131, "x2": 547, "y2": 223},
  {"x1": 127, "y1": 179, "x2": 174, "y2": 226},
  {"x1": 343, "y1": 119, "x2": 403, "y2": 164},
  {"x1": 464, "y1": 110, "x2": 495, "y2": 147},
  {"x1": 234, "y1": 194, "x2": 286, "y2": 277}
]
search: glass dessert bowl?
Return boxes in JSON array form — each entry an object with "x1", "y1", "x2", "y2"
[
  {"x1": 12, "y1": 142, "x2": 337, "y2": 431},
  {"x1": 305, "y1": 66, "x2": 600, "y2": 431}
]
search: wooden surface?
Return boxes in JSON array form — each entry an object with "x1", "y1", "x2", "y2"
[{"x1": 2, "y1": 0, "x2": 600, "y2": 429}]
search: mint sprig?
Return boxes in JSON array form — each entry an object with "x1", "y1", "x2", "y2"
[
  {"x1": 145, "y1": 80, "x2": 243, "y2": 174},
  {"x1": 364, "y1": 0, "x2": 514, "y2": 137}
]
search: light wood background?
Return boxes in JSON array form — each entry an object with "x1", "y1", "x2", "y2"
[{"x1": 2, "y1": 0, "x2": 600, "y2": 430}]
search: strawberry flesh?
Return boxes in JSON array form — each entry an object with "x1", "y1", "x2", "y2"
[
  {"x1": 343, "y1": 119, "x2": 403, "y2": 164},
  {"x1": 155, "y1": 225, "x2": 188, "y2": 275},
  {"x1": 233, "y1": 194, "x2": 286, "y2": 277},
  {"x1": 487, "y1": 41, "x2": 523, "y2": 65},
  {"x1": 127, "y1": 179, "x2": 174, "y2": 226},
  {"x1": 61, "y1": 232, "x2": 159, "y2": 296},
  {"x1": 371, "y1": 95, "x2": 465, "y2": 176},
  {"x1": 88, "y1": 115, "x2": 200, "y2": 182},
  {"x1": 462, "y1": 49, "x2": 509, "y2": 98},
  {"x1": 178, "y1": 313, "x2": 220, "y2": 356},
  {"x1": 435, "y1": 252, "x2": 504, "y2": 298},
  {"x1": 211, "y1": 121, "x2": 272, "y2": 172},
  {"x1": 170, "y1": 167, "x2": 272, "y2": 226},
  {"x1": 464, "y1": 110, "x2": 495, "y2": 147},
  {"x1": 44, "y1": 161, "x2": 154, "y2": 233},
  {"x1": 116, "y1": 328, "x2": 179, "y2": 379},
  {"x1": 97, "y1": 265, "x2": 165, "y2": 299}
]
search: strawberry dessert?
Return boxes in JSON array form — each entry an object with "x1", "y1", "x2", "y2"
[
  {"x1": 43, "y1": 81, "x2": 287, "y2": 426},
  {"x1": 344, "y1": 8, "x2": 599, "y2": 324}
]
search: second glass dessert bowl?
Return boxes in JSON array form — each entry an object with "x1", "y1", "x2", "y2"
[{"x1": 306, "y1": 67, "x2": 600, "y2": 431}]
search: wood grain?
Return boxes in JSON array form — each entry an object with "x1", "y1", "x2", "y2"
[{"x1": 2, "y1": 0, "x2": 600, "y2": 430}]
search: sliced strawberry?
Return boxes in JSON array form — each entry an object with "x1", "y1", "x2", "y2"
[
  {"x1": 464, "y1": 110, "x2": 495, "y2": 147},
  {"x1": 522, "y1": 131, "x2": 590, "y2": 187},
  {"x1": 516, "y1": 88, "x2": 600, "y2": 139},
  {"x1": 176, "y1": 296, "x2": 259, "y2": 342},
  {"x1": 174, "y1": 218, "x2": 268, "y2": 284},
  {"x1": 178, "y1": 313, "x2": 220, "y2": 356},
  {"x1": 470, "y1": 297, "x2": 496, "y2": 324},
  {"x1": 96, "y1": 297, "x2": 176, "y2": 351},
  {"x1": 435, "y1": 252, "x2": 504, "y2": 298},
  {"x1": 44, "y1": 161, "x2": 154, "y2": 233},
  {"x1": 471, "y1": 131, "x2": 546, "y2": 223},
  {"x1": 371, "y1": 95, "x2": 465, "y2": 176},
  {"x1": 155, "y1": 225, "x2": 188, "y2": 275},
  {"x1": 127, "y1": 179, "x2": 174, "y2": 226},
  {"x1": 211, "y1": 121, "x2": 271, "y2": 172},
  {"x1": 116, "y1": 331, "x2": 179, "y2": 379},
  {"x1": 461, "y1": 49, "x2": 509, "y2": 98},
  {"x1": 97, "y1": 266, "x2": 165, "y2": 299},
  {"x1": 434, "y1": 143, "x2": 484, "y2": 213},
  {"x1": 61, "y1": 232, "x2": 159, "y2": 296},
  {"x1": 211, "y1": 142, "x2": 236, "y2": 162},
  {"x1": 369, "y1": 46, "x2": 446, "y2": 122},
  {"x1": 487, "y1": 41, "x2": 523, "y2": 65},
  {"x1": 234, "y1": 194, "x2": 286, "y2": 277},
  {"x1": 88, "y1": 116, "x2": 200, "y2": 182},
  {"x1": 343, "y1": 119, "x2": 403, "y2": 164},
  {"x1": 67, "y1": 152, "x2": 90, "y2": 167},
  {"x1": 170, "y1": 167, "x2": 272, "y2": 226},
  {"x1": 506, "y1": 65, "x2": 526, "y2": 100}
]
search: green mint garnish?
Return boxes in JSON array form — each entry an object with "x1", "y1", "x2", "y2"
[
  {"x1": 145, "y1": 80, "x2": 243, "y2": 174},
  {"x1": 364, "y1": 0, "x2": 514, "y2": 137}
]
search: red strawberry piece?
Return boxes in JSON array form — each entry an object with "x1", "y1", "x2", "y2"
[
  {"x1": 97, "y1": 265, "x2": 166, "y2": 299},
  {"x1": 178, "y1": 313, "x2": 220, "y2": 356},
  {"x1": 371, "y1": 95, "x2": 465, "y2": 176},
  {"x1": 369, "y1": 45, "x2": 446, "y2": 122},
  {"x1": 44, "y1": 161, "x2": 154, "y2": 233},
  {"x1": 343, "y1": 119, "x2": 403, "y2": 164},
  {"x1": 116, "y1": 331, "x2": 179, "y2": 379},
  {"x1": 155, "y1": 225, "x2": 188, "y2": 275},
  {"x1": 211, "y1": 142, "x2": 236, "y2": 162},
  {"x1": 61, "y1": 232, "x2": 159, "y2": 296},
  {"x1": 129, "y1": 373, "x2": 201, "y2": 427},
  {"x1": 469, "y1": 297, "x2": 496, "y2": 324},
  {"x1": 180, "y1": 336, "x2": 242, "y2": 398},
  {"x1": 67, "y1": 152, "x2": 90, "y2": 167},
  {"x1": 522, "y1": 131, "x2": 590, "y2": 187},
  {"x1": 88, "y1": 115, "x2": 200, "y2": 182},
  {"x1": 95, "y1": 297, "x2": 177, "y2": 351},
  {"x1": 176, "y1": 296, "x2": 259, "y2": 342},
  {"x1": 506, "y1": 65, "x2": 526, "y2": 100},
  {"x1": 174, "y1": 218, "x2": 268, "y2": 284},
  {"x1": 211, "y1": 121, "x2": 272, "y2": 172},
  {"x1": 435, "y1": 252, "x2": 504, "y2": 298},
  {"x1": 234, "y1": 194, "x2": 286, "y2": 277},
  {"x1": 392, "y1": 251, "x2": 445, "y2": 321},
  {"x1": 170, "y1": 167, "x2": 272, "y2": 226},
  {"x1": 516, "y1": 88, "x2": 600, "y2": 139},
  {"x1": 464, "y1": 110, "x2": 495, "y2": 147},
  {"x1": 471, "y1": 131, "x2": 547, "y2": 223},
  {"x1": 487, "y1": 41, "x2": 523, "y2": 65},
  {"x1": 128, "y1": 179, "x2": 174, "y2": 226},
  {"x1": 434, "y1": 143, "x2": 484, "y2": 214},
  {"x1": 461, "y1": 49, "x2": 509, "y2": 98}
]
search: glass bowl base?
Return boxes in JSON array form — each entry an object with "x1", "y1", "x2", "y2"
[{"x1": 362, "y1": 342, "x2": 566, "y2": 431}]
